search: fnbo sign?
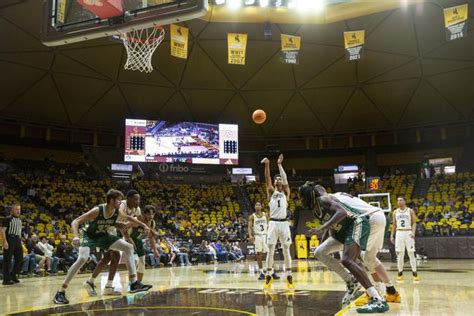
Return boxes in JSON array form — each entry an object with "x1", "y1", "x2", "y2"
[{"x1": 158, "y1": 163, "x2": 190, "y2": 173}]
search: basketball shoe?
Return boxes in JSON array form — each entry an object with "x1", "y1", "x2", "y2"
[
  {"x1": 356, "y1": 297, "x2": 389, "y2": 313},
  {"x1": 342, "y1": 277, "x2": 361, "y2": 308},
  {"x1": 386, "y1": 291, "x2": 401, "y2": 303},
  {"x1": 286, "y1": 275, "x2": 295, "y2": 290},
  {"x1": 263, "y1": 274, "x2": 273, "y2": 290},
  {"x1": 83, "y1": 280, "x2": 97, "y2": 296},
  {"x1": 53, "y1": 291, "x2": 69, "y2": 304},
  {"x1": 412, "y1": 272, "x2": 420, "y2": 283}
]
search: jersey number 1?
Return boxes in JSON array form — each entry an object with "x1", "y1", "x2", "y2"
[{"x1": 277, "y1": 200, "x2": 281, "y2": 208}]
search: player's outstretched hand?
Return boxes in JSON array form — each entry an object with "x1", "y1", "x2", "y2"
[
  {"x1": 308, "y1": 226, "x2": 326, "y2": 236},
  {"x1": 277, "y1": 154, "x2": 284, "y2": 164},
  {"x1": 261, "y1": 157, "x2": 269, "y2": 164}
]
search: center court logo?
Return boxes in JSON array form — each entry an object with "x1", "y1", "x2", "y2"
[{"x1": 158, "y1": 163, "x2": 190, "y2": 173}]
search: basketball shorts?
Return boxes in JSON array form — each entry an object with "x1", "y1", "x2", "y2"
[
  {"x1": 366, "y1": 211, "x2": 386, "y2": 252},
  {"x1": 254, "y1": 234, "x2": 268, "y2": 253},
  {"x1": 81, "y1": 233, "x2": 121, "y2": 251},
  {"x1": 132, "y1": 237, "x2": 145, "y2": 257},
  {"x1": 267, "y1": 221, "x2": 292, "y2": 245},
  {"x1": 334, "y1": 217, "x2": 370, "y2": 251},
  {"x1": 395, "y1": 231, "x2": 415, "y2": 252}
]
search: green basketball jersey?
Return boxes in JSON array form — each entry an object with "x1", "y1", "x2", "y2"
[
  {"x1": 83, "y1": 204, "x2": 119, "y2": 238},
  {"x1": 314, "y1": 194, "x2": 363, "y2": 233},
  {"x1": 130, "y1": 218, "x2": 156, "y2": 241}
]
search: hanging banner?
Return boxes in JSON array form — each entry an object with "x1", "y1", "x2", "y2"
[
  {"x1": 444, "y1": 4, "x2": 468, "y2": 41},
  {"x1": 170, "y1": 24, "x2": 189, "y2": 59},
  {"x1": 228, "y1": 33, "x2": 247, "y2": 65},
  {"x1": 280, "y1": 34, "x2": 301, "y2": 65},
  {"x1": 57, "y1": 0, "x2": 67, "y2": 24},
  {"x1": 344, "y1": 30, "x2": 365, "y2": 61}
]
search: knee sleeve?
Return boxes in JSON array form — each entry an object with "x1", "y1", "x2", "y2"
[
  {"x1": 78, "y1": 247, "x2": 90, "y2": 262},
  {"x1": 314, "y1": 247, "x2": 325, "y2": 260},
  {"x1": 110, "y1": 239, "x2": 134, "y2": 255},
  {"x1": 137, "y1": 256, "x2": 146, "y2": 274},
  {"x1": 109, "y1": 239, "x2": 136, "y2": 277}
]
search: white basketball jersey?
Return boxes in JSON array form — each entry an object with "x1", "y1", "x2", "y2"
[
  {"x1": 120, "y1": 200, "x2": 141, "y2": 217},
  {"x1": 269, "y1": 190, "x2": 288, "y2": 219},
  {"x1": 332, "y1": 192, "x2": 380, "y2": 216},
  {"x1": 253, "y1": 212, "x2": 268, "y2": 235},
  {"x1": 394, "y1": 208, "x2": 412, "y2": 230}
]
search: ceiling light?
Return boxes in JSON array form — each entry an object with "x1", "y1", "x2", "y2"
[
  {"x1": 260, "y1": 0, "x2": 269, "y2": 7},
  {"x1": 215, "y1": 0, "x2": 226, "y2": 5},
  {"x1": 274, "y1": 0, "x2": 283, "y2": 7},
  {"x1": 244, "y1": 0, "x2": 256, "y2": 5},
  {"x1": 313, "y1": 0, "x2": 325, "y2": 11},
  {"x1": 297, "y1": 0, "x2": 325, "y2": 12},
  {"x1": 228, "y1": 0, "x2": 242, "y2": 9},
  {"x1": 287, "y1": 1, "x2": 296, "y2": 9}
]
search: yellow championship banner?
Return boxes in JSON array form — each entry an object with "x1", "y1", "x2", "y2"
[
  {"x1": 344, "y1": 30, "x2": 365, "y2": 61},
  {"x1": 57, "y1": 0, "x2": 67, "y2": 24},
  {"x1": 444, "y1": 4, "x2": 468, "y2": 41},
  {"x1": 281, "y1": 34, "x2": 301, "y2": 51},
  {"x1": 228, "y1": 33, "x2": 247, "y2": 65},
  {"x1": 281, "y1": 34, "x2": 301, "y2": 64},
  {"x1": 170, "y1": 24, "x2": 189, "y2": 59}
]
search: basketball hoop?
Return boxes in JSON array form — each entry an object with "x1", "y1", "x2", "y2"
[{"x1": 120, "y1": 25, "x2": 165, "y2": 73}]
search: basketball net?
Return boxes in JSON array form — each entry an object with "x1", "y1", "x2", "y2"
[{"x1": 120, "y1": 25, "x2": 165, "y2": 73}]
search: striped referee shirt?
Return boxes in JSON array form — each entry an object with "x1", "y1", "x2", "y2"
[{"x1": 2, "y1": 215, "x2": 22, "y2": 237}]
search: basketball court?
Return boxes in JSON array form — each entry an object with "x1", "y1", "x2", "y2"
[
  {"x1": 1, "y1": 0, "x2": 474, "y2": 315},
  {"x1": 1, "y1": 260, "x2": 473, "y2": 315}
]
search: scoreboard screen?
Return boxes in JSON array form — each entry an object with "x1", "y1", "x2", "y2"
[{"x1": 124, "y1": 119, "x2": 238, "y2": 165}]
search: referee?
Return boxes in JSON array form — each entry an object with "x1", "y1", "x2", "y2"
[{"x1": 1, "y1": 204, "x2": 23, "y2": 285}]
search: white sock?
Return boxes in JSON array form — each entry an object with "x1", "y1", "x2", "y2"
[
  {"x1": 367, "y1": 286, "x2": 382, "y2": 300},
  {"x1": 130, "y1": 276, "x2": 137, "y2": 283},
  {"x1": 374, "y1": 282, "x2": 386, "y2": 298},
  {"x1": 88, "y1": 277, "x2": 95, "y2": 284},
  {"x1": 106, "y1": 280, "x2": 113, "y2": 287}
]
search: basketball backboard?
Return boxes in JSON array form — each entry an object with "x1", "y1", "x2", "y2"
[{"x1": 42, "y1": 0, "x2": 208, "y2": 46}]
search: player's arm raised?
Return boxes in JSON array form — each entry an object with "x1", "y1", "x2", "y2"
[
  {"x1": 390, "y1": 210, "x2": 397, "y2": 244},
  {"x1": 261, "y1": 157, "x2": 274, "y2": 199},
  {"x1": 71, "y1": 207, "x2": 100, "y2": 240},
  {"x1": 277, "y1": 153, "x2": 290, "y2": 199},
  {"x1": 410, "y1": 208, "x2": 417, "y2": 238},
  {"x1": 248, "y1": 214, "x2": 254, "y2": 243}
]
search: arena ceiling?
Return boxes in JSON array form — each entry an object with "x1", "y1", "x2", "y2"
[{"x1": 0, "y1": 0, "x2": 473, "y2": 139}]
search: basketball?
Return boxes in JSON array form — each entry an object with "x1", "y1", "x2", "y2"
[{"x1": 252, "y1": 109, "x2": 266, "y2": 124}]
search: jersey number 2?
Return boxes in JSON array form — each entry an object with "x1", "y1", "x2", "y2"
[{"x1": 400, "y1": 219, "x2": 406, "y2": 227}]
